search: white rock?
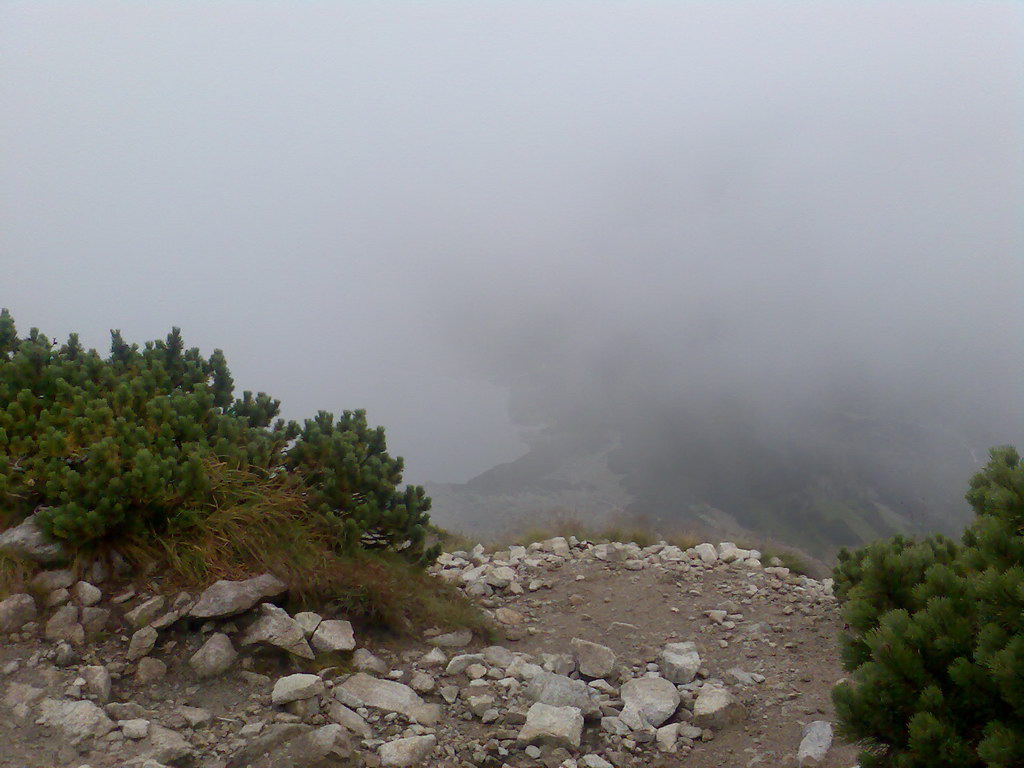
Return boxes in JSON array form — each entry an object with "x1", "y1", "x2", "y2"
[
  {"x1": 327, "y1": 701, "x2": 371, "y2": 737},
  {"x1": 120, "y1": 718, "x2": 150, "y2": 739},
  {"x1": 293, "y1": 611, "x2": 323, "y2": 637},
  {"x1": 143, "y1": 724, "x2": 194, "y2": 764},
  {"x1": 337, "y1": 672, "x2": 434, "y2": 723},
  {"x1": 525, "y1": 672, "x2": 600, "y2": 718},
  {"x1": 127, "y1": 626, "x2": 158, "y2": 661},
  {"x1": 656, "y1": 722, "x2": 679, "y2": 752},
  {"x1": 45, "y1": 604, "x2": 83, "y2": 644},
  {"x1": 427, "y1": 629, "x2": 472, "y2": 647},
  {"x1": 124, "y1": 596, "x2": 166, "y2": 628},
  {"x1": 517, "y1": 702, "x2": 583, "y2": 748}
]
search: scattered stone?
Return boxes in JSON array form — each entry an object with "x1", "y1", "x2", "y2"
[
  {"x1": 136, "y1": 657, "x2": 167, "y2": 684},
  {"x1": 620, "y1": 676, "x2": 681, "y2": 729},
  {"x1": 427, "y1": 629, "x2": 473, "y2": 647},
  {"x1": 127, "y1": 626, "x2": 159, "y2": 661},
  {"x1": 72, "y1": 581, "x2": 102, "y2": 606},
  {"x1": 293, "y1": 611, "x2": 322, "y2": 637},
  {"x1": 143, "y1": 723, "x2": 194, "y2": 764},
  {"x1": 38, "y1": 698, "x2": 115, "y2": 742},
  {"x1": 120, "y1": 718, "x2": 151, "y2": 739},
  {"x1": 798, "y1": 720, "x2": 834, "y2": 766},
  {"x1": 326, "y1": 701, "x2": 371, "y2": 737},
  {"x1": 379, "y1": 734, "x2": 437, "y2": 767},
  {"x1": 337, "y1": 673, "x2": 433, "y2": 723},
  {"x1": 125, "y1": 596, "x2": 167, "y2": 629},
  {"x1": 660, "y1": 641, "x2": 701, "y2": 684},
  {"x1": 0, "y1": 512, "x2": 68, "y2": 563},
  {"x1": 189, "y1": 632, "x2": 238, "y2": 678},
  {"x1": 44, "y1": 604, "x2": 83, "y2": 645},
  {"x1": 517, "y1": 702, "x2": 584, "y2": 749},
  {"x1": 310, "y1": 619, "x2": 355, "y2": 653},
  {"x1": 80, "y1": 665, "x2": 112, "y2": 702},
  {"x1": 693, "y1": 685, "x2": 746, "y2": 729},
  {"x1": 571, "y1": 637, "x2": 616, "y2": 679},
  {"x1": 239, "y1": 603, "x2": 315, "y2": 659},
  {"x1": 0, "y1": 594, "x2": 37, "y2": 633},
  {"x1": 525, "y1": 672, "x2": 600, "y2": 718},
  {"x1": 694, "y1": 543, "x2": 718, "y2": 563},
  {"x1": 353, "y1": 647, "x2": 388, "y2": 674}
]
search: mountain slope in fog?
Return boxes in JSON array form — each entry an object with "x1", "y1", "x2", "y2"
[{"x1": 427, "y1": 407, "x2": 983, "y2": 555}]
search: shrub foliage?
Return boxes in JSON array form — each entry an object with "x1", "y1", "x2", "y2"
[
  {"x1": 833, "y1": 446, "x2": 1024, "y2": 767},
  {"x1": 0, "y1": 309, "x2": 437, "y2": 564}
]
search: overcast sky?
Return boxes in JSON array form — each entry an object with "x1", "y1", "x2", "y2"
[{"x1": 2, "y1": 2, "x2": 1021, "y2": 484}]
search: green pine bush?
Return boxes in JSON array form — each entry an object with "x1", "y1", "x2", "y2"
[
  {"x1": 832, "y1": 446, "x2": 1024, "y2": 767},
  {"x1": 0, "y1": 309, "x2": 437, "y2": 565}
]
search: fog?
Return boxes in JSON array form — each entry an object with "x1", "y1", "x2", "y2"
[{"x1": 2, "y1": 3, "x2": 1022, "y2": 539}]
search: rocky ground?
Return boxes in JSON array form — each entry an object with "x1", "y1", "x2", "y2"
[{"x1": 0, "y1": 534, "x2": 861, "y2": 767}]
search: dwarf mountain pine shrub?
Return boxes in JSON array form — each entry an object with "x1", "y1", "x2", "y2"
[
  {"x1": 833, "y1": 446, "x2": 1024, "y2": 768},
  {"x1": 0, "y1": 309, "x2": 437, "y2": 565}
]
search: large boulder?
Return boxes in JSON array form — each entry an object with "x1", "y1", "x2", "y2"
[
  {"x1": 189, "y1": 574, "x2": 288, "y2": 619},
  {"x1": 517, "y1": 702, "x2": 584, "y2": 749},
  {"x1": 0, "y1": 512, "x2": 68, "y2": 564},
  {"x1": 620, "y1": 677, "x2": 680, "y2": 729}
]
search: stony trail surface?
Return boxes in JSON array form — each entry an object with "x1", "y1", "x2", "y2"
[{"x1": 0, "y1": 533, "x2": 860, "y2": 767}]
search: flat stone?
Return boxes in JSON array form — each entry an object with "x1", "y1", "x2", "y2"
[
  {"x1": 0, "y1": 594, "x2": 37, "y2": 633},
  {"x1": 571, "y1": 638, "x2": 616, "y2": 679},
  {"x1": 272, "y1": 673, "x2": 325, "y2": 705},
  {"x1": 517, "y1": 702, "x2": 584, "y2": 749},
  {"x1": 189, "y1": 632, "x2": 237, "y2": 678},
  {"x1": 693, "y1": 685, "x2": 746, "y2": 729},
  {"x1": 189, "y1": 574, "x2": 288, "y2": 619},
  {"x1": 326, "y1": 701, "x2": 371, "y2": 737},
  {"x1": 120, "y1": 718, "x2": 151, "y2": 739},
  {"x1": 446, "y1": 653, "x2": 485, "y2": 675},
  {"x1": 239, "y1": 603, "x2": 314, "y2": 659},
  {"x1": 427, "y1": 629, "x2": 473, "y2": 647},
  {"x1": 31, "y1": 569, "x2": 76, "y2": 591},
  {"x1": 0, "y1": 512, "x2": 68, "y2": 563},
  {"x1": 798, "y1": 720, "x2": 834, "y2": 766},
  {"x1": 311, "y1": 619, "x2": 355, "y2": 653},
  {"x1": 620, "y1": 677, "x2": 680, "y2": 729},
  {"x1": 337, "y1": 673, "x2": 427, "y2": 721},
  {"x1": 379, "y1": 734, "x2": 437, "y2": 767},
  {"x1": 125, "y1": 596, "x2": 166, "y2": 629}
]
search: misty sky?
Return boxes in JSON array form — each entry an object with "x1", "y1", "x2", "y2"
[{"x1": 2, "y1": 2, "x2": 1022, "y2": 485}]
